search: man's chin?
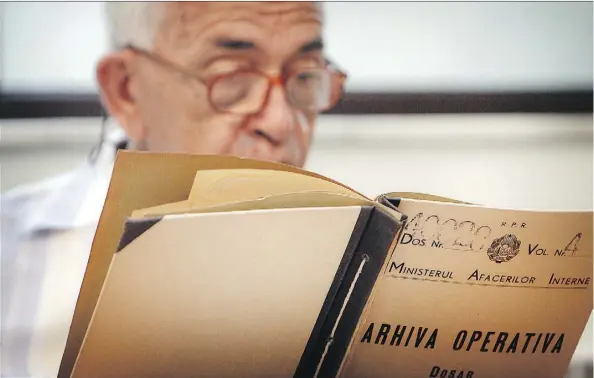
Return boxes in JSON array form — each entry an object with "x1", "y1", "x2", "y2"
[{"x1": 236, "y1": 154, "x2": 302, "y2": 168}]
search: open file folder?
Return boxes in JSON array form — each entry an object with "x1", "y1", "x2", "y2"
[{"x1": 58, "y1": 150, "x2": 592, "y2": 378}]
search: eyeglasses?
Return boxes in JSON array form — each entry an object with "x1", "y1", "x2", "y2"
[{"x1": 125, "y1": 44, "x2": 347, "y2": 115}]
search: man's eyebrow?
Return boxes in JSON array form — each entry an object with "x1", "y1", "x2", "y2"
[
  {"x1": 299, "y1": 38, "x2": 324, "y2": 54},
  {"x1": 215, "y1": 39, "x2": 256, "y2": 50},
  {"x1": 213, "y1": 37, "x2": 323, "y2": 53}
]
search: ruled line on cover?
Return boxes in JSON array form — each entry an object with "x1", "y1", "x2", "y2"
[{"x1": 384, "y1": 274, "x2": 590, "y2": 290}]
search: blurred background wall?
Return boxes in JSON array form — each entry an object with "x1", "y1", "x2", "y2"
[
  {"x1": 2, "y1": 2, "x2": 593, "y2": 93},
  {"x1": 0, "y1": 2, "x2": 592, "y2": 377}
]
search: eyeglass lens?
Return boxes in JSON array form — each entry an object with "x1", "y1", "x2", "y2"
[{"x1": 209, "y1": 68, "x2": 340, "y2": 114}]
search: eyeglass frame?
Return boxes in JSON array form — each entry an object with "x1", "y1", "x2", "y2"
[{"x1": 122, "y1": 44, "x2": 348, "y2": 115}]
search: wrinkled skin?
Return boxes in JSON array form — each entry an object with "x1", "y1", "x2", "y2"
[{"x1": 97, "y1": 2, "x2": 325, "y2": 167}]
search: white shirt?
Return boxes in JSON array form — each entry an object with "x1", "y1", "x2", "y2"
[{"x1": 1, "y1": 128, "x2": 126, "y2": 378}]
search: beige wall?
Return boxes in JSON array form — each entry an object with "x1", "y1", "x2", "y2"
[
  {"x1": 309, "y1": 114, "x2": 593, "y2": 210},
  {"x1": 3, "y1": 114, "x2": 591, "y2": 210}
]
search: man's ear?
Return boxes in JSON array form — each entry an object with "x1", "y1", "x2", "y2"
[{"x1": 96, "y1": 50, "x2": 145, "y2": 142}]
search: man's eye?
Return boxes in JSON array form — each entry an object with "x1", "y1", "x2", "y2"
[
  {"x1": 297, "y1": 72, "x2": 313, "y2": 80},
  {"x1": 296, "y1": 72, "x2": 321, "y2": 83}
]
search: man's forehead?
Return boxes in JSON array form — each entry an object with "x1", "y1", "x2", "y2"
[
  {"x1": 155, "y1": 2, "x2": 324, "y2": 60},
  {"x1": 161, "y1": 2, "x2": 322, "y2": 33}
]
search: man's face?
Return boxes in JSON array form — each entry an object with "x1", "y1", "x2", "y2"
[{"x1": 99, "y1": 2, "x2": 330, "y2": 167}]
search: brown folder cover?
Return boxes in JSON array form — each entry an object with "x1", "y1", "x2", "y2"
[
  {"x1": 67, "y1": 206, "x2": 403, "y2": 378},
  {"x1": 58, "y1": 151, "x2": 366, "y2": 378}
]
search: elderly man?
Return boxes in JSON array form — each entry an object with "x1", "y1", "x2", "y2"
[{"x1": 1, "y1": 2, "x2": 347, "y2": 377}]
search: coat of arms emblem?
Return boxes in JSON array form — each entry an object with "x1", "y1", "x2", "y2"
[{"x1": 487, "y1": 234, "x2": 521, "y2": 263}]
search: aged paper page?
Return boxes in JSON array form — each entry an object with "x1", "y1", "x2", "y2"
[
  {"x1": 71, "y1": 206, "x2": 365, "y2": 378},
  {"x1": 338, "y1": 200, "x2": 593, "y2": 378}
]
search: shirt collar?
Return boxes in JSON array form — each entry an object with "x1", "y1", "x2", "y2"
[{"x1": 21, "y1": 127, "x2": 127, "y2": 234}]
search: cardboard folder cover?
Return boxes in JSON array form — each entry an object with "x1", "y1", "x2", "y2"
[{"x1": 58, "y1": 150, "x2": 592, "y2": 378}]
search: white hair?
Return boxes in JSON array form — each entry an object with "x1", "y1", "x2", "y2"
[
  {"x1": 104, "y1": 2, "x2": 167, "y2": 50},
  {"x1": 104, "y1": 2, "x2": 324, "y2": 51}
]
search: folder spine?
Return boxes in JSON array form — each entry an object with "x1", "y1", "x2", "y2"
[
  {"x1": 316, "y1": 207, "x2": 402, "y2": 377},
  {"x1": 294, "y1": 206, "x2": 404, "y2": 378}
]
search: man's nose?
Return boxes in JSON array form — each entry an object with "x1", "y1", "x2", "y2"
[{"x1": 247, "y1": 84, "x2": 297, "y2": 146}]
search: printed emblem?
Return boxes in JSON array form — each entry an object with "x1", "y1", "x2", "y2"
[{"x1": 487, "y1": 234, "x2": 521, "y2": 263}]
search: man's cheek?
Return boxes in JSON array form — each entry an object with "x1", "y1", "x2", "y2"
[
  {"x1": 296, "y1": 111, "x2": 315, "y2": 153},
  {"x1": 284, "y1": 129, "x2": 311, "y2": 167},
  {"x1": 296, "y1": 110, "x2": 314, "y2": 135}
]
